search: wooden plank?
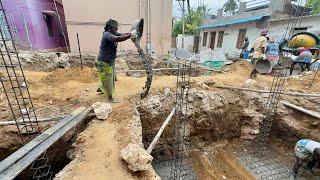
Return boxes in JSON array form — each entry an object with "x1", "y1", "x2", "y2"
[
  {"x1": 118, "y1": 68, "x2": 179, "y2": 73},
  {"x1": 0, "y1": 107, "x2": 86, "y2": 175}
]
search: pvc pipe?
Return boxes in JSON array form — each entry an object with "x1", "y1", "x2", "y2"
[
  {"x1": 281, "y1": 101, "x2": 320, "y2": 119},
  {"x1": 213, "y1": 84, "x2": 320, "y2": 97},
  {"x1": 147, "y1": 106, "x2": 176, "y2": 154}
]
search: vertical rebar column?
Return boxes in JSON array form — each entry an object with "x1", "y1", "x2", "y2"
[
  {"x1": 0, "y1": 1, "x2": 52, "y2": 179},
  {"x1": 255, "y1": 68, "x2": 288, "y2": 145},
  {"x1": 0, "y1": 1, "x2": 38, "y2": 136},
  {"x1": 170, "y1": 61, "x2": 196, "y2": 180}
]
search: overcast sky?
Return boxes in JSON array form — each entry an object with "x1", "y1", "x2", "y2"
[
  {"x1": 173, "y1": 0, "x2": 228, "y2": 17},
  {"x1": 173, "y1": 0, "x2": 307, "y2": 18}
]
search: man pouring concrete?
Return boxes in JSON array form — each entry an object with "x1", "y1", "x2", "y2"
[
  {"x1": 293, "y1": 139, "x2": 320, "y2": 178},
  {"x1": 96, "y1": 19, "x2": 138, "y2": 103},
  {"x1": 250, "y1": 29, "x2": 269, "y2": 78}
]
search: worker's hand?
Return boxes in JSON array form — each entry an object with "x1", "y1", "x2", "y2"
[
  {"x1": 262, "y1": 54, "x2": 267, "y2": 60},
  {"x1": 130, "y1": 29, "x2": 138, "y2": 38}
]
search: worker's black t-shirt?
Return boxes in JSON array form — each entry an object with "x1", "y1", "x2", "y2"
[{"x1": 97, "y1": 31, "x2": 118, "y2": 64}]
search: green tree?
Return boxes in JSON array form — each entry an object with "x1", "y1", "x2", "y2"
[
  {"x1": 223, "y1": 0, "x2": 238, "y2": 14},
  {"x1": 305, "y1": 0, "x2": 320, "y2": 14},
  {"x1": 172, "y1": 5, "x2": 210, "y2": 37}
]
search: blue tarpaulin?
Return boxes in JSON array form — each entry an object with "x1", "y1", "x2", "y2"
[{"x1": 200, "y1": 15, "x2": 269, "y2": 29}]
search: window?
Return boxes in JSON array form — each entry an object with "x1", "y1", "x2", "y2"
[
  {"x1": 236, "y1": 29, "x2": 247, "y2": 49},
  {"x1": 217, "y1": 31, "x2": 224, "y2": 48},
  {"x1": 202, "y1": 32, "x2": 208, "y2": 46},
  {"x1": 44, "y1": 14, "x2": 53, "y2": 37},
  {"x1": 210, "y1": 31, "x2": 216, "y2": 50}
]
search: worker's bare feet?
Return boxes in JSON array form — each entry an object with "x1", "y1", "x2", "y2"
[
  {"x1": 108, "y1": 96, "x2": 119, "y2": 103},
  {"x1": 96, "y1": 88, "x2": 103, "y2": 94}
]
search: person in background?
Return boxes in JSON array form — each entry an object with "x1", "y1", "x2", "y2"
[
  {"x1": 96, "y1": 19, "x2": 137, "y2": 103},
  {"x1": 240, "y1": 37, "x2": 249, "y2": 59},
  {"x1": 266, "y1": 37, "x2": 280, "y2": 69},
  {"x1": 293, "y1": 139, "x2": 320, "y2": 179},
  {"x1": 289, "y1": 47, "x2": 313, "y2": 75},
  {"x1": 250, "y1": 29, "x2": 268, "y2": 78}
]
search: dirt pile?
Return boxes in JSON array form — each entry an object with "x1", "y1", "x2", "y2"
[
  {"x1": 17, "y1": 51, "x2": 97, "y2": 71},
  {"x1": 13, "y1": 50, "x2": 172, "y2": 77},
  {"x1": 40, "y1": 67, "x2": 97, "y2": 85}
]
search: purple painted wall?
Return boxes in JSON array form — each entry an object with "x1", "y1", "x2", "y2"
[{"x1": 2, "y1": 0, "x2": 69, "y2": 51}]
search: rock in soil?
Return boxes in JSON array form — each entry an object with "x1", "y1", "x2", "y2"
[
  {"x1": 91, "y1": 102, "x2": 112, "y2": 120},
  {"x1": 120, "y1": 143, "x2": 153, "y2": 172}
]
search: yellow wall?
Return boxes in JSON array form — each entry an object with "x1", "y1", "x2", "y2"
[{"x1": 62, "y1": 0, "x2": 173, "y2": 56}]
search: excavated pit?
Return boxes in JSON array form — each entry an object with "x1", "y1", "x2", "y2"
[
  {"x1": 137, "y1": 88, "x2": 265, "y2": 179},
  {"x1": 0, "y1": 114, "x2": 94, "y2": 180},
  {"x1": 137, "y1": 88, "x2": 320, "y2": 179}
]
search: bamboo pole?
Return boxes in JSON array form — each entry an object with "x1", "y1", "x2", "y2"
[
  {"x1": 213, "y1": 84, "x2": 320, "y2": 97},
  {"x1": 281, "y1": 101, "x2": 320, "y2": 119},
  {"x1": 0, "y1": 117, "x2": 64, "y2": 126},
  {"x1": 117, "y1": 68, "x2": 179, "y2": 73}
]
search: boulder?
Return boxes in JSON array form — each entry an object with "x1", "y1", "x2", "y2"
[
  {"x1": 91, "y1": 102, "x2": 112, "y2": 120},
  {"x1": 120, "y1": 143, "x2": 153, "y2": 172}
]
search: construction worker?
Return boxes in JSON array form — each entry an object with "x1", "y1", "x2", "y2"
[
  {"x1": 293, "y1": 139, "x2": 320, "y2": 178},
  {"x1": 240, "y1": 37, "x2": 249, "y2": 59},
  {"x1": 266, "y1": 37, "x2": 280, "y2": 68},
  {"x1": 250, "y1": 29, "x2": 268, "y2": 78},
  {"x1": 289, "y1": 47, "x2": 313, "y2": 75},
  {"x1": 96, "y1": 19, "x2": 137, "y2": 103}
]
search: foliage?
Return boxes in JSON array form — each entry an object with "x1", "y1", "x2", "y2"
[
  {"x1": 223, "y1": 0, "x2": 238, "y2": 14},
  {"x1": 305, "y1": 0, "x2": 320, "y2": 14},
  {"x1": 172, "y1": 5, "x2": 210, "y2": 37}
]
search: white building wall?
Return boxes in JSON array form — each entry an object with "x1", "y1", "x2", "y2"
[
  {"x1": 200, "y1": 22, "x2": 262, "y2": 54},
  {"x1": 268, "y1": 15, "x2": 320, "y2": 41},
  {"x1": 176, "y1": 35, "x2": 195, "y2": 52},
  {"x1": 199, "y1": 15, "x2": 320, "y2": 57}
]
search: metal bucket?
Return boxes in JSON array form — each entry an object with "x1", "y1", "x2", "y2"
[
  {"x1": 255, "y1": 59, "x2": 272, "y2": 73},
  {"x1": 131, "y1": 18, "x2": 144, "y2": 45}
]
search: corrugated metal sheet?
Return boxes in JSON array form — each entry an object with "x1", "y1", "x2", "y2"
[{"x1": 200, "y1": 15, "x2": 269, "y2": 29}]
